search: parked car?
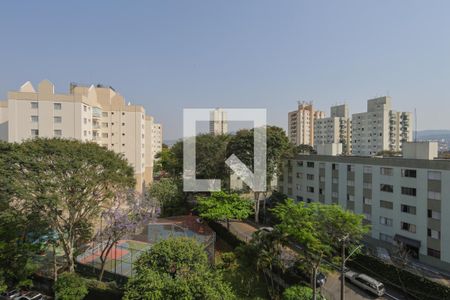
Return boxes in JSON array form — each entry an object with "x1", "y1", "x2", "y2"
[
  {"x1": 286, "y1": 264, "x2": 327, "y2": 287},
  {"x1": 14, "y1": 291, "x2": 45, "y2": 300},
  {"x1": 258, "y1": 226, "x2": 274, "y2": 233},
  {"x1": 344, "y1": 270, "x2": 385, "y2": 297},
  {"x1": 1, "y1": 289, "x2": 21, "y2": 300}
]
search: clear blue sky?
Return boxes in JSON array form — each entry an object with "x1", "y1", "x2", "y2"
[{"x1": 1, "y1": 1, "x2": 449, "y2": 140}]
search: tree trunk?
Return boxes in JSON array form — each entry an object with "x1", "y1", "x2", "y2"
[
  {"x1": 254, "y1": 192, "x2": 260, "y2": 223},
  {"x1": 312, "y1": 267, "x2": 317, "y2": 300},
  {"x1": 67, "y1": 246, "x2": 75, "y2": 273},
  {"x1": 341, "y1": 242, "x2": 345, "y2": 300},
  {"x1": 53, "y1": 244, "x2": 58, "y2": 283},
  {"x1": 226, "y1": 218, "x2": 230, "y2": 231},
  {"x1": 99, "y1": 260, "x2": 106, "y2": 282}
]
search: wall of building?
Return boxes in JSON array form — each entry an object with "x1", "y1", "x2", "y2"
[{"x1": 279, "y1": 153, "x2": 450, "y2": 271}]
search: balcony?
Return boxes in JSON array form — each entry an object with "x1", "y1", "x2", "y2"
[{"x1": 92, "y1": 107, "x2": 102, "y2": 119}]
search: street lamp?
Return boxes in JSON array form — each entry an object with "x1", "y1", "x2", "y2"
[{"x1": 339, "y1": 234, "x2": 363, "y2": 300}]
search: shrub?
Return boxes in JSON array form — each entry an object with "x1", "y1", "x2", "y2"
[{"x1": 54, "y1": 273, "x2": 88, "y2": 300}]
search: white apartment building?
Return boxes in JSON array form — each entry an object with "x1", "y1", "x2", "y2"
[
  {"x1": 0, "y1": 80, "x2": 162, "y2": 191},
  {"x1": 288, "y1": 101, "x2": 325, "y2": 146},
  {"x1": 278, "y1": 142, "x2": 450, "y2": 272},
  {"x1": 209, "y1": 108, "x2": 228, "y2": 135},
  {"x1": 314, "y1": 104, "x2": 351, "y2": 155},
  {"x1": 352, "y1": 97, "x2": 413, "y2": 156}
]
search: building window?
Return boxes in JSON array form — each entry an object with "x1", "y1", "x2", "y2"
[
  {"x1": 54, "y1": 130, "x2": 62, "y2": 137},
  {"x1": 363, "y1": 166, "x2": 372, "y2": 174},
  {"x1": 307, "y1": 162, "x2": 314, "y2": 168},
  {"x1": 347, "y1": 180, "x2": 355, "y2": 187},
  {"x1": 54, "y1": 116, "x2": 62, "y2": 123},
  {"x1": 380, "y1": 167, "x2": 393, "y2": 176},
  {"x1": 102, "y1": 122, "x2": 108, "y2": 128},
  {"x1": 379, "y1": 233, "x2": 393, "y2": 244},
  {"x1": 401, "y1": 187, "x2": 417, "y2": 197},
  {"x1": 363, "y1": 197, "x2": 372, "y2": 205},
  {"x1": 401, "y1": 222, "x2": 416, "y2": 233},
  {"x1": 428, "y1": 171, "x2": 441, "y2": 180},
  {"x1": 402, "y1": 169, "x2": 417, "y2": 178},
  {"x1": 122, "y1": 122, "x2": 125, "y2": 126},
  {"x1": 84, "y1": 118, "x2": 87, "y2": 124},
  {"x1": 332, "y1": 163, "x2": 338, "y2": 170},
  {"x1": 427, "y1": 248, "x2": 441, "y2": 259},
  {"x1": 122, "y1": 143, "x2": 125, "y2": 147},
  {"x1": 122, "y1": 112, "x2": 125, "y2": 116},
  {"x1": 319, "y1": 176, "x2": 325, "y2": 182},
  {"x1": 401, "y1": 204, "x2": 416, "y2": 215},
  {"x1": 102, "y1": 112, "x2": 108, "y2": 117},
  {"x1": 287, "y1": 188, "x2": 293, "y2": 195},
  {"x1": 347, "y1": 194, "x2": 354, "y2": 201},
  {"x1": 380, "y1": 184, "x2": 393, "y2": 193},
  {"x1": 380, "y1": 200, "x2": 393, "y2": 209},
  {"x1": 31, "y1": 115, "x2": 39, "y2": 123},
  {"x1": 307, "y1": 174, "x2": 314, "y2": 180},
  {"x1": 84, "y1": 130, "x2": 87, "y2": 137},
  {"x1": 54, "y1": 103, "x2": 62, "y2": 110},
  {"x1": 102, "y1": 133, "x2": 108, "y2": 138},
  {"x1": 428, "y1": 191, "x2": 441, "y2": 200},
  {"x1": 296, "y1": 196, "x2": 303, "y2": 202},
  {"x1": 83, "y1": 105, "x2": 87, "y2": 112},
  {"x1": 31, "y1": 102, "x2": 39, "y2": 109},
  {"x1": 428, "y1": 229, "x2": 440, "y2": 240},
  {"x1": 347, "y1": 165, "x2": 354, "y2": 172},
  {"x1": 428, "y1": 210, "x2": 441, "y2": 220},
  {"x1": 31, "y1": 129, "x2": 39, "y2": 137},
  {"x1": 332, "y1": 178, "x2": 338, "y2": 184},
  {"x1": 297, "y1": 161, "x2": 303, "y2": 167},
  {"x1": 332, "y1": 191, "x2": 338, "y2": 198},
  {"x1": 307, "y1": 186, "x2": 314, "y2": 193},
  {"x1": 319, "y1": 163, "x2": 325, "y2": 168},
  {"x1": 363, "y1": 182, "x2": 372, "y2": 189},
  {"x1": 379, "y1": 216, "x2": 393, "y2": 227}
]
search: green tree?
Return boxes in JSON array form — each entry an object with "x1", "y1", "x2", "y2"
[
  {"x1": 197, "y1": 191, "x2": 253, "y2": 230},
  {"x1": 5, "y1": 138, "x2": 135, "y2": 272},
  {"x1": 147, "y1": 178, "x2": 184, "y2": 216},
  {"x1": 0, "y1": 141, "x2": 48, "y2": 286},
  {"x1": 282, "y1": 285, "x2": 316, "y2": 300},
  {"x1": 54, "y1": 272, "x2": 88, "y2": 300},
  {"x1": 227, "y1": 126, "x2": 290, "y2": 223},
  {"x1": 124, "y1": 237, "x2": 235, "y2": 300},
  {"x1": 272, "y1": 200, "x2": 368, "y2": 300}
]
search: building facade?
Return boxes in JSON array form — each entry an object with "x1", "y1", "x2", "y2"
[
  {"x1": 352, "y1": 97, "x2": 413, "y2": 156},
  {"x1": 288, "y1": 101, "x2": 325, "y2": 146},
  {"x1": 314, "y1": 104, "x2": 351, "y2": 154},
  {"x1": 278, "y1": 142, "x2": 449, "y2": 272},
  {"x1": 0, "y1": 80, "x2": 162, "y2": 191},
  {"x1": 209, "y1": 108, "x2": 228, "y2": 135}
]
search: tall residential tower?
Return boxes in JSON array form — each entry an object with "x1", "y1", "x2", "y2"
[
  {"x1": 0, "y1": 80, "x2": 162, "y2": 191},
  {"x1": 288, "y1": 101, "x2": 325, "y2": 146}
]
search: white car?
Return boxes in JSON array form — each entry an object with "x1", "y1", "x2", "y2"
[
  {"x1": 344, "y1": 270, "x2": 385, "y2": 297},
  {"x1": 14, "y1": 291, "x2": 44, "y2": 300}
]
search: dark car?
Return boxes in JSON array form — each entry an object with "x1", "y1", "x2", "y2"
[{"x1": 287, "y1": 265, "x2": 327, "y2": 287}]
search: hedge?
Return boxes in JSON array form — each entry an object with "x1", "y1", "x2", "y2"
[{"x1": 347, "y1": 254, "x2": 450, "y2": 300}]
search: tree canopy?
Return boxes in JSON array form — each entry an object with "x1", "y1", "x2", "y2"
[
  {"x1": 197, "y1": 191, "x2": 253, "y2": 230},
  {"x1": 0, "y1": 138, "x2": 135, "y2": 273},
  {"x1": 124, "y1": 237, "x2": 235, "y2": 300}
]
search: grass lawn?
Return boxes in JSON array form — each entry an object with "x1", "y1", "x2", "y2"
[{"x1": 215, "y1": 237, "x2": 270, "y2": 300}]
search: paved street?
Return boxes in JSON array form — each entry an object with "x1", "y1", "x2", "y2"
[{"x1": 224, "y1": 220, "x2": 405, "y2": 300}]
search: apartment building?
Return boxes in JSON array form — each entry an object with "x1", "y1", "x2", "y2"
[
  {"x1": 288, "y1": 101, "x2": 325, "y2": 146},
  {"x1": 209, "y1": 108, "x2": 228, "y2": 135},
  {"x1": 0, "y1": 80, "x2": 162, "y2": 191},
  {"x1": 314, "y1": 104, "x2": 351, "y2": 154},
  {"x1": 278, "y1": 142, "x2": 450, "y2": 272},
  {"x1": 352, "y1": 96, "x2": 413, "y2": 156}
]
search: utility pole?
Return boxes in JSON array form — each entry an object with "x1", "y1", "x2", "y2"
[{"x1": 341, "y1": 241, "x2": 346, "y2": 300}]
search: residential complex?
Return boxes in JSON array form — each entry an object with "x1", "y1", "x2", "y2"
[
  {"x1": 352, "y1": 96, "x2": 413, "y2": 156},
  {"x1": 314, "y1": 104, "x2": 351, "y2": 155},
  {"x1": 288, "y1": 101, "x2": 325, "y2": 146},
  {"x1": 278, "y1": 142, "x2": 450, "y2": 272},
  {"x1": 0, "y1": 80, "x2": 162, "y2": 191},
  {"x1": 209, "y1": 108, "x2": 228, "y2": 135}
]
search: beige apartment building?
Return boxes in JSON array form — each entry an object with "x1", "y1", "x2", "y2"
[
  {"x1": 0, "y1": 80, "x2": 162, "y2": 191},
  {"x1": 288, "y1": 101, "x2": 325, "y2": 146},
  {"x1": 352, "y1": 96, "x2": 413, "y2": 156},
  {"x1": 209, "y1": 108, "x2": 228, "y2": 136},
  {"x1": 278, "y1": 142, "x2": 450, "y2": 272},
  {"x1": 314, "y1": 104, "x2": 351, "y2": 155}
]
